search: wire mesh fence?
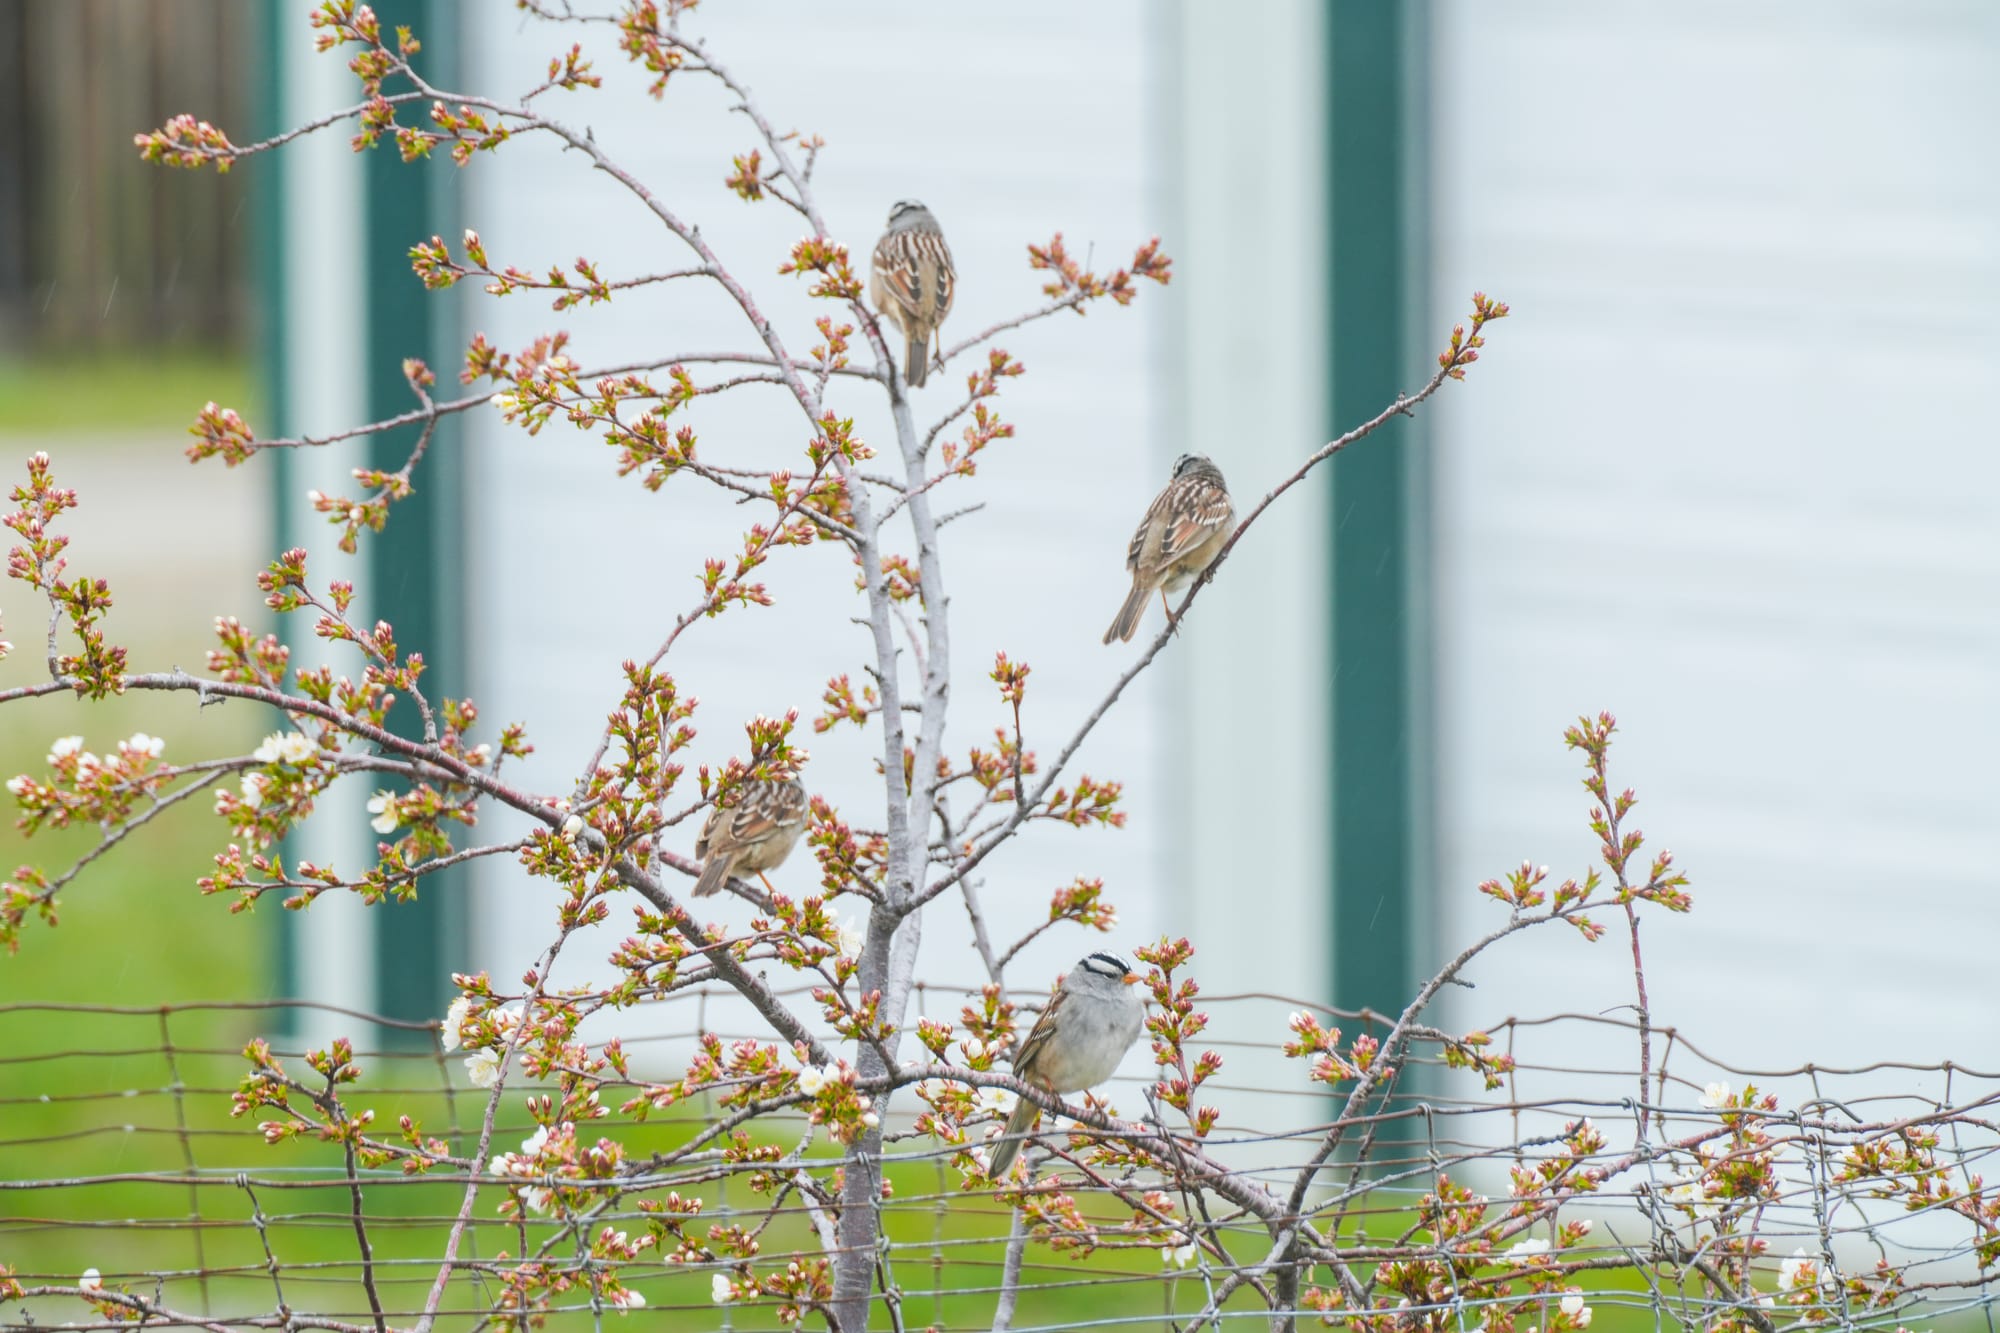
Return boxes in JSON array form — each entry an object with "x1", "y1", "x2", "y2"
[{"x1": 2, "y1": 990, "x2": 1998, "y2": 1333}]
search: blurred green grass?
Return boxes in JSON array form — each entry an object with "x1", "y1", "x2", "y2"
[{"x1": 0, "y1": 348, "x2": 255, "y2": 437}]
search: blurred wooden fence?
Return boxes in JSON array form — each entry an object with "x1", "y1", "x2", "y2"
[{"x1": 0, "y1": 0, "x2": 253, "y2": 355}]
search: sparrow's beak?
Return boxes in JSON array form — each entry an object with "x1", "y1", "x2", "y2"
[{"x1": 1121, "y1": 973, "x2": 1140, "y2": 986}]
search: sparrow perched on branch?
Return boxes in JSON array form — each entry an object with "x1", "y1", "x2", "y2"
[
  {"x1": 986, "y1": 950, "x2": 1146, "y2": 1178},
  {"x1": 691, "y1": 776, "x2": 809, "y2": 898},
  {"x1": 869, "y1": 199, "x2": 956, "y2": 389},
  {"x1": 1103, "y1": 453, "x2": 1235, "y2": 644}
]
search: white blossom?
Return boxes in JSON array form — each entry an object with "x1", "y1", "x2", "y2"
[
  {"x1": 1561, "y1": 1291, "x2": 1589, "y2": 1321},
  {"x1": 5, "y1": 775, "x2": 29, "y2": 797},
  {"x1": 861, "y1": 1110, "x2": 880, "y2": 1128},
  {"x1": 79, "y1": 1268, "x2": 103, "y2": 1293},
  {"x1": 278, "y1": 732, "x2": 316, "y2": 764},
  {"x1": 241, "y1": 772, "x2": 269, "y2": 809},
  {"x1": 521, "y1": 1124, "x2": 552, "y2": 1156},
  {"x1": 1700, "y1": 1081, "x2": 1733, "y2": 1110},
  {"x1": 838, "y1": 922, "x2": 865, "y2": 957},
  {"x1": 796, "y1": 1066, "x2": 828, "y2": 1096},
  {"x1": 607, "y1": 1287, "x2": 645, "y2": 1312},
  {"x1": 1506, "y1": 1237, "x2": 1551, "y2": 1262},
  {"x1": 711, "y1": 1273, "x2": 733, "y2": 1304},
  {"x1": 1780, "y1": 1247, "x2": 1817, "y2": 1291},
  {"x1": 493, "y1": 392, "x2": 517, "y2": 415},
  {"x1": 123, "y1": 732, "x2": 165, "y2": 759},
  {"x1": 47, "y1": 735, "x2": 84, "y2": 764},
  {"x1": 366, "y1": 791, "x2": 399, "y2": 834},
  {"x1": 1665, "y1": 1172, "x2": 1719, "y2": 1220},
  {"x1": 441, "y1": 995, "x2": 473, "y2": 1052},
  {"x1": 561, "y1": 813, "x2": 584, "y2": 840},
  {"x1": 523, "y1": 1186, "x2": 554, "y2": 1214},
  {"x1": 978, "y1": 1086, "x2": 1016, "y2": 1116},
  {"x1": 1161, "y1": 1239, "x2": 1198, "y2": 1269},
  {"x1": 464, "y1": 1049, "x2": 501, "y2": 1088}
]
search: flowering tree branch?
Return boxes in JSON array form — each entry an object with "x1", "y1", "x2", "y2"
[{"x1": 34, "y1": 10, "x2": 1912, "y2": 1333}]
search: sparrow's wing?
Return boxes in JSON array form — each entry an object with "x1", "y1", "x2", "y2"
[
  {"x1": 1011, "y1": 985, "x2": 1069, "y2": 1083},
  {"x1": 698, "y1": 779, "x2": 806, "y2": 858},
  {"x1": 1152, "y1": 475, "x2": 1234, "y2": 567},
  {"x1": 872, "y1": 227, "x2": 952, "y2": 326}
]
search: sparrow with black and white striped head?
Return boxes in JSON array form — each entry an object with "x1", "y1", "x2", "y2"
[
  {"x1": 869, "y1": 199, "x2": 956, "y2": 389},
  {"x1": 690, "y1": 776, "x2": 809, "y2": 899},
  {"x1": 1103, "y1": 453, "x2": 1235, "y2": 644},
  {"x1": 986, "y1": 951, "x2": 1147, "y2": 1178}
]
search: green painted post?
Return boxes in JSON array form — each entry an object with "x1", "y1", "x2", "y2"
[
  {"x1": 363, "y1": 0, "x2": 463, "y2": 1027},
  {"x1": 1327, "y1": 5, "x2": 1425, "y2": 1041},
  {"x1": 255, "y1": 0, "x2": 293, "y2": 1002}
]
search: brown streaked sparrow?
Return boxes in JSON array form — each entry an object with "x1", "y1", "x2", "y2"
[
  {"x1": 869, "y1": 199, "x2": 956, "y2": 389},
  {"x1": 691, "y1": 776, "x2": 809, "y2": 898},
  {"x1": 986, "y1": 950, "x2": 1146, "y2": 1178},
  {"x1": 1103, "y1": 453, "x2": 1235, "y2": 644}
]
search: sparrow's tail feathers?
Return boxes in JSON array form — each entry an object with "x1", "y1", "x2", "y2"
[
  {"x1": 986, "y1": 1096, "x2": 1040, "y2": 1178},
  {"x1": 691, "y1": 854, "x2": 733, "y2": 899},
  {"x1": 904, "y1": 332, "x2": 929, "y2": 388},
  {"x1": 1103, "y1": 578, "x2": 1150, "y2": 644}
]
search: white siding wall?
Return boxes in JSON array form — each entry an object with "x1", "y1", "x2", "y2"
[
  {"x1": 1428, "y1": 2, "x2": 2000, "y2": 1113},
  {"x1": 460, "y1": 4, "x2": 1176, "y2": 1073},
  {"x1": 453, "y1": 2, "x2": 1335, "y2": 1133},
  {"x1": 1163, "y1": 2, "x2": 1331, "y2": 1148}
]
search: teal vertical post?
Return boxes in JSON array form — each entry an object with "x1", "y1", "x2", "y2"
[
  {"x1": 1327, "y1": 5, "x2": 1424, "y2": 1034},
  {"x1": 364, "y1": 0, "x2": 464, "y2": 1025},
  {"x1": 256, "y1": 0, "x2": 293, "y2": 1000}
]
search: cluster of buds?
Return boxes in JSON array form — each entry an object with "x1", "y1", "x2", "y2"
[
  {"x1": 412, "y1": 231, "x2": 620, "y2": 310},
  {"x1": 1438, "y1": 290, "x2": 1511, "y2": 380},
  {"x1": 1136, "y1": 937, "x2": 1220, "y2": 1138},
  {"x1": 133, "y1": 114, "x2": 237, "y2": 171},
  {"x1": 1028, "y1": 233, "x2": 1173, "y2": 308},
  {"x1": 1566, "y1": 712, "x2": 1693, "y2": 912},
  {"x1": 781, "y1": 237, "x2": 863, "y2": 302},
  {"x1": 6, "y1": 454, "x2": 126, "y2": 696},
  {"x1": 186, "y1": 400, "x2": 257, "y2": 464},
  {"x1": 939, "y1": 350, "x2": 1025, "y2": 475},
  {"x1": 1281, "y1": 1008, "x2": 1361, "y2": 1086},
  {"x1": 616, "y1": 0, "x2": 694, "y2": 98}
]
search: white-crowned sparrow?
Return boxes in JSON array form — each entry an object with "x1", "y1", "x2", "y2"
[
  {"x1": 1103, "y1": 453, "x2": 1235, "y2": 644},
  {"x1": 869, "y1": 199, "x2": 956, "y2": 389},
  {"x1": 691, "y1": 776, "x2": 809, "y2": 898},
  {"x1": 986, "y1": 950, "x2": 1147, "y2": 1178}
]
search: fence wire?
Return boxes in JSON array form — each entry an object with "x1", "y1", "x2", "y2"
[{"x1": 2, "y1": 992, "x2": 1997, "y2": 1333}]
